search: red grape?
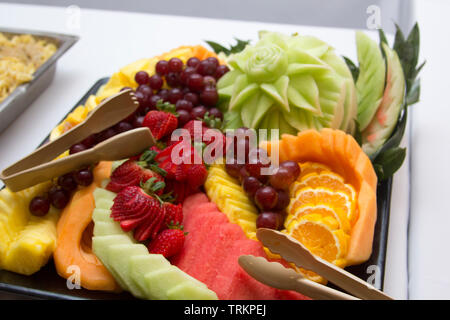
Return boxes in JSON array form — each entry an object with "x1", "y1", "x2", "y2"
[
  {"x1": 246, "y1": 148, "x2": 271, "y2": 182},
  {"x1": 184, "y1": 92, "x2": 199, "y2": 105},
  {"x1": 166, "y1": 72, "x2": 180, "y2": 87},
  {"x1": 186, "y1": 57, "x2": 200, "y2": 68},
  {"x1": 81, "y1": 135, "x2": 96, "y2": 148},
  {"x1": 149, "y1": 74, "x2": 163, "y2": 90},
  {"x1": 155, "y1": 60, "x2": 169, "y2": 75},
  {"x1": 225, "y1": 162, "x2": 243, "y2": 179},
  {"x1": 137, "y1": 84, "x2": 152, "y2": 98},
  {"x1": 273, "y1": 189, "x2": 290, "y2": 211},
  {"x1": 168, "y1": 88, "x2": 183, "y2": 104},
  {"x1": 215, "y1": 65, "x2": 230, "y2": 79},
  {"x1": 254, "y1": 186, "x2": 278, "y2": 211},
  {"x1": 256, "y1": 212, "x2": 284, "y2": 230},
  {"x1": 239, "y1": 166, "x2": 250, "y2": 183},
  {"x1": 280, "y1": 160, "x2": 301, "y2": 180},
  {"x1": 29, "y1": 196, "x2": 50, "y2": 216},
  {"x1": 200, "y1": 87, "x2": 219, "y2": 106},
  {"x1": 206, "y1": 57, "x2": 219, "y2": 69},
  {"x1": 197, "y1": 60, "x2": 216, "y2": 76},
  {"x1": 187, "y1": 74, "x2": 204, "y2": 92},
  {"x1": 180, "y1": 67, "x2": 196, "y2": 85},
  {"x1": 149, "y1": 95, "x2": 162, "y2": 108},
  {"x1": 133, "y1": 115, "x2": 144, "y2": 128},
  {"x1": 235, "y1": 138, "x2": 250, "y2": 164},
  {"x1": 208, "y1": 107, "x2": 223, "y2": 120},
  {"x1": 74, "y1": 168, "x2": 94, "y2": 186},
  {"x1": 177, "y1": 109, "x2": 192, "y2": 127},
  {"x1": 175, "y1": 99, "x2": 193, "y2": 112},
  {"x1": 134, "y1": 90, "x2": 146, "y2": 106},
  {"x1": 158, "y1": 89, "x2": 169, "y2": 102},
  {"x1": 58, "y1": 173, "x2": 77, "y2": 192},
  {"x1": 96, "y1": 128, "x2": 116, "y2": 143},
  {"x1": 168, "y1": 58, "x2": 183, "y2": 72},
  {"x1": 115, "y1": 121, "x2": 133, "y2": 133},
  {"x1": 269, "y1": 166, "x2": 295, "y2": 190},
  {"x1": 203, "y1": 75, "x2": 216, "y2": 88},
  {"x1": 69, "y1": 143, "x2": 86, "y2": 155},
  {"x1": 243, "y1": 176, "x2": 262, "y2": 198},
  {"x1": 191, "y1": 105, "x2": 207, "y2": 119},
  {"x1": 135, "y1": 71, "x2": 149, "y2": 85},
  {"x1": 50, "y1": 189, "x2": 70, "y2": 210}
]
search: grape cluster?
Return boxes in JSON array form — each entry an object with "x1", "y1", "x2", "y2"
[
  {"x1": 148, "y1": 57, "x2": 229, "y2": 127},
  {"x1": 29, "y1": 167, "x2": 94, "y2": 216},
  {"x1": 225, "y1": 128, "x2": 301, "y2": 230}
]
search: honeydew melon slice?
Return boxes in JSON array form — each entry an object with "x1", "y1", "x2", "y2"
[
  {"x1": 93, "y1": 221, "x2": 123, "y2": 236},
  {"x1": 92, "y1": 234, "x2": 134, "y2": 290},
  {"x1": 362, "y1": 43, "x2": 405, "y2": 155},
  {"x1": 107, "y1": 244, "x2": 149, "y2": 299},
  {"x1": 94, "y1": 198, "x2": 113, "y2": 211},
  {"x1": 129, "y1": 254, "x2": 171, "y2": 300},
  {"x1": 91, "y1": 187, "x2": 218, "y2": 300},
  {"x1": 355, "y1": 31, "x2": 386, "y2": 130},
  {"x1": 92, "y1": 208, "x2": 112, "y2": 223},
  {"x1": 143, "y1": 266, "x2": 215, "y2": 300},
  {"x1": 93, "y1": 188, "x2": 116, "y2": 202},
  {"x1": 167, "y1": 282, "x2": 219, "y2": 300}
]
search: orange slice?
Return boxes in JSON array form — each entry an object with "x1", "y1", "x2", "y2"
[
  {"x1": 299, "y1": 162, "x2": 331, "y2": 179},
  {"x1": 289, "y1": 187, "x2": 356, "y2": 224},
  {"x1": 292, "y1": 171, "x2": 356, "y2": 202},
  {"x1": 285, "y1": 204, "x2": 351, "y2": 234},
  {"x1": 286, "y1": 214, "x2": 350, "y2": 282}
]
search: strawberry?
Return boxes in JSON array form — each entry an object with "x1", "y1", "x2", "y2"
[
  {"x1": 186, "y1": 164, "x2": 208, "y2": 190},
  {"x1": 143, "y1": 111, "x2": 178, "y2": 140},
  {"x1": 163, "y1": 202, "x2": 183, "y2": 228},
  {"x1": 106, "y1": 160, "x2": 163, "y2": 193},
  {"x1": 183, "y1": 120, "x2": 208, "y2": 142},
  {"x1": 133, "y1": 205, "x2": 166, "y2": 241},
  {"x1": 110, "y1": 186, "x2": 164, "y2": 240},
  {"x1": 148, "y1": 227, "x2": 186, "y2": 258}
]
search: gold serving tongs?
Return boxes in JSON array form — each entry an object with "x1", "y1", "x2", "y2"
[
  {"x1": 0, "y1": 89, "x2": 155, "y2": 192},
  {"x1": 238, "y1": 228, "x2": 394, "y2": 300}
]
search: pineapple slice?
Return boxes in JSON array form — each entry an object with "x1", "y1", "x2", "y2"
[
  {"x1": 0, "y1": 182, "x2": 59, "y2": 275},
  {"x1": 205, "y1": 162, "x2": 259, "y2": 239},
  {"x1": 2, "y1": 208, "x2": 59, "y2": 275}
]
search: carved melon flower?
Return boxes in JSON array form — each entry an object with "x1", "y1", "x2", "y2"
[{"x1": 217, "y1": 31, "x2": 357, "y2": 138}]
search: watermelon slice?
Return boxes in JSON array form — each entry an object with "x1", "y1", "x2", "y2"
[{"x1": 172, "y1": 193, "x2": 309, "y2": 300}]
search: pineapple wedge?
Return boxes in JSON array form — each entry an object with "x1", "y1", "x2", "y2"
[
  {"x1": 0, "y1": 182, "x2": 59, "y2": 275},
  {"x1": 205, "y1": 162, "x2": 259, "y2": 238}
]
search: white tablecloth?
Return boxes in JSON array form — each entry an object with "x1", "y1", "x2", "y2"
[{"x1": 0, "y1": 3, "x2": 413, "y2": 299}]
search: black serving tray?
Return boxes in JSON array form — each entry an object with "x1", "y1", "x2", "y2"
[{"x1": 0, "y1": 78, "x2": 392, "y2": 299}]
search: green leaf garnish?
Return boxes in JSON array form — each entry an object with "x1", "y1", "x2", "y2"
[
  {"x1": 343, "y1": 56, "x2": 359, "y2": 82},
  {"x1": 205, "y1": 38, "x2": 251, "y2": 55},
  {"x1": 372, "y1": 147, "x2": 406, "y2": 181}
]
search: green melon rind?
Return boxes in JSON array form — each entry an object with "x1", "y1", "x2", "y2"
[
  {"x1": 355, "y1": 31, "x2": 386, "y2": 130},
  {"x1": 362, "y1": 43, "x2": 406, "y2": 155},
  {"x1": 91, "y1": 188, "x2": 218, "y2": 300}
]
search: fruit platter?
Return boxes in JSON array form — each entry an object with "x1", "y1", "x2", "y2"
[{"x1": 0, "y1": 24, "x2": 423, "y2": 300}]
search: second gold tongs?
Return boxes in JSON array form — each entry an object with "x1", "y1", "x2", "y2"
[{"x1": 0, "y1": 89, "x2": 156, "y2": 191}]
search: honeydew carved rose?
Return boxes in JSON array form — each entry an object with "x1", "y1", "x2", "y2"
[{"x1": 218, "y1": 31, "x2": 357, "y2": 138}]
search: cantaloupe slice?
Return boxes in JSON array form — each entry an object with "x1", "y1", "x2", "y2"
[
  {"x1": 53, "y1": 161, "x2": 122, "y2": 292},
  {"x1": 261, "y1": 129, "x2": 377, "y2": 265}
]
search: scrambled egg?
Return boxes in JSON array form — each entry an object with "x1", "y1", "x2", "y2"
[{"x1": 0, "y1": 33, "x2": 57, "y2": 102}]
